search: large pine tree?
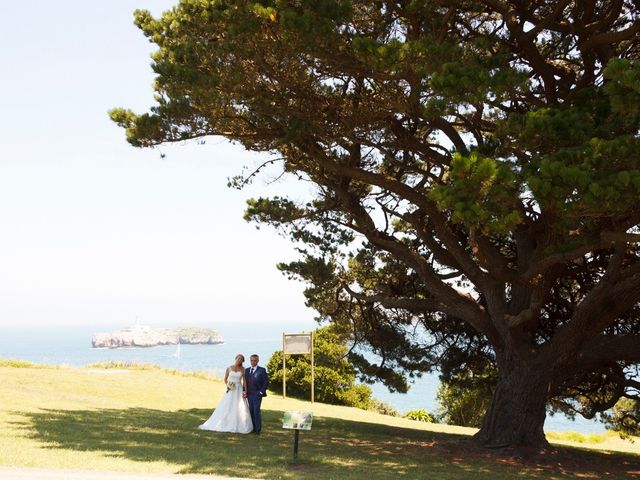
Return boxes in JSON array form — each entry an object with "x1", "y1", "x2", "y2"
[{"x1": 111, "y1": 0, "x2": 640, "y2": 448}]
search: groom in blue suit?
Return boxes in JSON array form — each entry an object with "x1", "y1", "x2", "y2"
[{"x1": 244, "y1": 354, "x2": 269, "y2": 434}]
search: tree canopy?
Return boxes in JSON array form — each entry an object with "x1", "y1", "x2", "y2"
[{"x1": 111, "y1": 0, "x2": 640, "y2": 449}]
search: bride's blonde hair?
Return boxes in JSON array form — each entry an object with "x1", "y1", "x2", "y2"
[{"x1": 235, "y1": 354, "x2": 245, "y2": 364}]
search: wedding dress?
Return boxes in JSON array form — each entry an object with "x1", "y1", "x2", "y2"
[{"x1": 198, "y1": 370, "x2": 253, "y2": 433}]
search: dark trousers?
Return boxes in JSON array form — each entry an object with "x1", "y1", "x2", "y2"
[{"x1": 247, "y1": 392, "x2": 263, "y2": 432}]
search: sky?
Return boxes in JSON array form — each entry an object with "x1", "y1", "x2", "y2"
[{"x1": 0, "y1": 1, "x2": 317, "y2": 329}]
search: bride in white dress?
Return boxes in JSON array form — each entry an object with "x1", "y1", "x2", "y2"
[{"x1": 198, "y1": 354, "x2": 253, "y2": 434}]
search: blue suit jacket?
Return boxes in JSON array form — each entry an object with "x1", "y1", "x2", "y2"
[{"x1": 245, "y1": 366, "x2": 269, "y2": 397}]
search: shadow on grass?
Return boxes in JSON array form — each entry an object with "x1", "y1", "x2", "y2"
[{"x1": 11, "y1": 408, "x2": 640, "y2": 480}]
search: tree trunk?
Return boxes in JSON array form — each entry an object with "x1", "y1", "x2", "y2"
[{"x1": 474, "y1": 359, "x2": 551, "y2": 449}]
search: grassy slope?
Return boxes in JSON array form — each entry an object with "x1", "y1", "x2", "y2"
[{"x1": 0, "y1": 361, "x2": 638, "y2": 480}]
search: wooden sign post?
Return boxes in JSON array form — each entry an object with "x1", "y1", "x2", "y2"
[{"x1": 282, "y1": 332, "x2": 314, "y2": 403}]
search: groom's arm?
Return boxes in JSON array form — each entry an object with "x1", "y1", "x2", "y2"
[{"x1": 262, "y1": 368, "x2": 270, "y2": 393}]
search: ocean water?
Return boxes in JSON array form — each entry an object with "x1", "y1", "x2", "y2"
[{"x1": 0, "y1": 323, "x2": 604, "y2": 433}]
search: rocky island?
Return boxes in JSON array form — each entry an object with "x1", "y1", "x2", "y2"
[{"x1": 91, "y1": 325, "x2": 224, "y2": 348}]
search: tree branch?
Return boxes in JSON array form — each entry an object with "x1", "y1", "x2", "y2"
[
  {"x1": 541, "y1": 262, "x2": 640, "y2": 364},
  {"x1": 578, "y1": 335, "x2": 640, "y2": 364},
  {"x1": 324, "y1": 176, "x2": 499, "y2": 342},
  {"x1": 580, "y1": 19, "x2": 640, "y2": 50},
  {"x1": 304, "y1": 138, "x2": 496, "y2": 290},
  {"x1": 342, "y1": 284, "x2": 444, "y2": 313}
]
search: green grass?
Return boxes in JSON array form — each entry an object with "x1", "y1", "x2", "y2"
[
  {"x1": 546, "y1": 431, "x2": 619, "y2": 444},
  {"x1": 1, "y1": 360, "x2": 639, "y2": 479},
  {"x1": 0, "y1": 358, "x2": 45, "y2": 368}
]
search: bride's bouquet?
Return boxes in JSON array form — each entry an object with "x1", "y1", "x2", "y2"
[{"x1": 226, "y1": 380, "x2": 236, "y2": 393}]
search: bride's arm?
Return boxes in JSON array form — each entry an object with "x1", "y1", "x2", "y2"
[
  {"x1": 224, "y1": 367, "x2": 229, "y2": 384},
  {"x1": 241, "y1": 370, "x2": 248, "y2": 398}
]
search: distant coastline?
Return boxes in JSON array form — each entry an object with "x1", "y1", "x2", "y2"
[{"x1": 91, "y1": 325, "x2": 224, "y2": 349}]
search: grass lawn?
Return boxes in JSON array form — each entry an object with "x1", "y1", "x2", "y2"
[{"x1": 0, "y1": 360, "x2": 639, "y2": 479}]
